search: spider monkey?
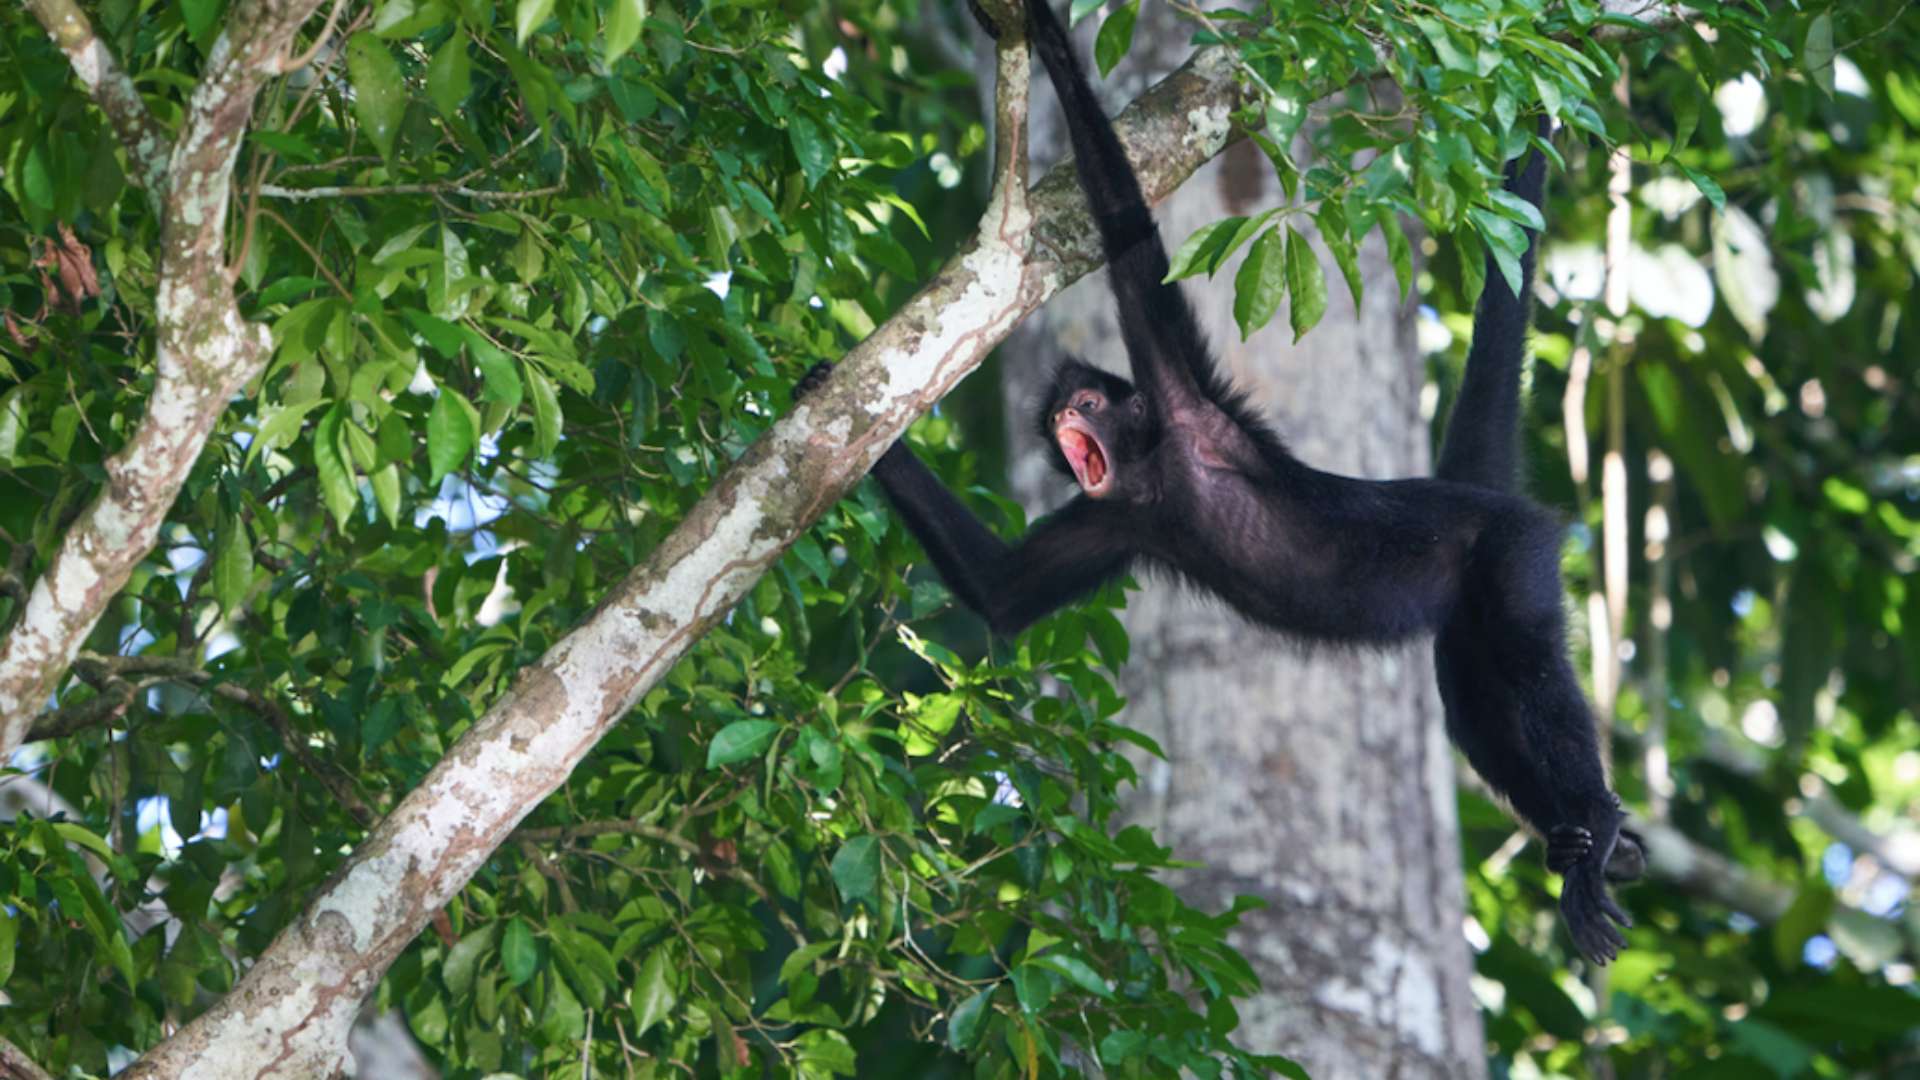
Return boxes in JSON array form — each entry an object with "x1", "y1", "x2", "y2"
[{"x1": 794, "y1": 0, "x2": 1643, "y2": 964}]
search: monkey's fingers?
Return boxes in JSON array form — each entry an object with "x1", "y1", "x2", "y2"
[
  {"x1": 966, "y1": 0, "x2": 1001, "y2": 39},
  {"x1": 1545, "y1": 824, "x2": 1594, "y2": 874},
  {"x1": 1599, "y1": 887, "x2": 1632, "y2": 929},
  {"x1": 1562, "y1": 869, "x2": 1628, "y2": 965},
  {"x1": 792, "y1": 361, "x2": 835, "y2": 402}
]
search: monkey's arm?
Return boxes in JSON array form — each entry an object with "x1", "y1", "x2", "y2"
[
  {"x1": 1023, "y1": 0, "x2": 1220, "y2": 411},
  {"x1": 872, "y1": 447, "x2": 1133, "y2": 635},
  {"x1": 1434, "y1": 121, "x2": 1552, "y2": 491}
]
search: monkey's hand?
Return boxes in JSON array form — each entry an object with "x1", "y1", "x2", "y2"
[
  {"x1": 967, "y1": 0, "x2": 1002, "y2": 40},
  {"x1": 1606, "y1": 827, "x2": 1648, "y2": 883},
  {"x1": 1550, "y1": 811, "x2": 1633, "y2": 965},
  {"x1": 792, "y1": 361, "x2": 835, "y2": 402}
]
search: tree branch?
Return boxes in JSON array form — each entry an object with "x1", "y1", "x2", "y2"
[
  {"x1": 0, "y1": 0, "x2": 332, "y2": 760},
  {"x1": 122, "y1": 34, "x2": 1252, "y2": 1079},
  {"x1": 0, "y1": 1034, "x2": 54, "y2": 1080},
  {"x1": 20, "y1": 0, "x2": 172, "y2": 197},
  {"x1": 23, "y1": 652, "x2": 379, "y2": 828}
]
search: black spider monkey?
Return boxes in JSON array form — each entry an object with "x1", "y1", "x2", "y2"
[{"x1": 794, "y1": 0, "x2": 1644, "y2": 964}]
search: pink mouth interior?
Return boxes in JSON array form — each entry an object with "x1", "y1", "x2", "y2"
[{"x1": 1058, "y1": 426, "x2": 1108, "y2": 490}]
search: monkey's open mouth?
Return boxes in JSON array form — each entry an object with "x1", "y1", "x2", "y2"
[{"x1": 1055, "y1": 418, "x2": 1111, "y2": 496}]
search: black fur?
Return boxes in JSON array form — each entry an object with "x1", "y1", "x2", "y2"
[{"x1": 794, "y1": 0, "x2": 1640, "y2": 965}]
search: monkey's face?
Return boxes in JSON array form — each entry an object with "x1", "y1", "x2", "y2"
[{"x1": 1038, "y1": 360, "x2": 1150, "y2": 499}]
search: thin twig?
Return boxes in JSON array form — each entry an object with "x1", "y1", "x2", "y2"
[
  {"x1": 1837, "y1": 0, "x2": 1914, "y2": 52},
  {"x1": 0, "y1": 1034, "x2": 55, "y2": 1080},
  {"x1": 257, "y1": 207, "x2": 353, "y2": 299},
  {"x1": 278, "y1": 0, "x2": 352, "y2": 73},
  {"x1": 258, "y1": 179, "x2": 566, "y2": 202}
]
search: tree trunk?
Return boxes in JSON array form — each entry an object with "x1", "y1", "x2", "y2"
[{"x1": 998, "y1": 13, "x2": 1486, "y2": 1077}]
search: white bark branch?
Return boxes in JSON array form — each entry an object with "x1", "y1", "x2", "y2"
[
  {"x1": 121, "y1": 34, "x2": 1251, "y2": 1078},
  {"x1": 21, "y1": 0, "x2": 172, "y2": 197},
  {"x1": 0, "y1": 0, "x2": 331, "y2": 758}
]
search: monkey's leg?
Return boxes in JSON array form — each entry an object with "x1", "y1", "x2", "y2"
[{"x1": 1438, "y1": 511, "x2": 1633, "y2": 963}]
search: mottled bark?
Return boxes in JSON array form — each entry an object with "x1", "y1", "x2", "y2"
[
  {"x1": 0, "y1": 0, "x2": 330, "y2": 757},
  {"x1": 996, "y1": 11, "x2": 1484, "y2": 1077},
  {"x1": 121, "y1": 37, "x2": 1262, "y2": 1078}
]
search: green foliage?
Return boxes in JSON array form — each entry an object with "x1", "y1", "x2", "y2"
[
  {"x1": 2, "y1": 0, "x2": 1916, "y2": 1076},
  {"x1": 0, "y1": 0, "x2": 1276, "y2": 1074},
  {"x1": 1145, "y1": 0, "x2": 1794, "y2": 334},
  {"x1": 1417, "y1": 2, "x2": 1920, "y2": 1074}
]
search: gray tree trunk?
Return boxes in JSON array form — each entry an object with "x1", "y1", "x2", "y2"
[{"x1": 994, "y1": 11, "x2": 1486, "y2": 1077}]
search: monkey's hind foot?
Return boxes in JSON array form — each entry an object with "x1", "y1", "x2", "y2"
[
  {"x1": 792, "y1": 361, "x2": 834, "y2": 402},
  {"x1": 1553, "y1": 815, "x2": 1633, "y2": 966},
  {"x1": 1545, "y1": 824, "x2": 1593, "y2": 874},
  {"x1": 966, "y1": 0, "x2": 1002, "y2": 39}
]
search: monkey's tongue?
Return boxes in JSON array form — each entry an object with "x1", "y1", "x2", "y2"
[{"x1": 1059, "y1": 428, "x2": 1107, "y2": 490}]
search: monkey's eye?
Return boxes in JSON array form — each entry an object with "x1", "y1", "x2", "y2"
[{"x1": 1074, "y1": 393, "x2": 1102, "y2": 412}]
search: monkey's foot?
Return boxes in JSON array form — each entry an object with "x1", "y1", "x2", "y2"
[
  {"x1": 1555, "y1": 816, "x2": 1633, "y2": 965},
  {"x1": 792, "y1": 361, "x2": 834, "y2": 402},
  {"x1": 1545, "y1": 824, "x2": 1592, "y2": 874},
  {"x1": 1607, "y1": 827, "x2": 1648, "y2": 883},
  {"x1": 967, "y1": 0, "x2": 1001, "y2": 39}
]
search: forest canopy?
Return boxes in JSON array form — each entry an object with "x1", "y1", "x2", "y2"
[{"x1": 0, "y1": 0, "x2": 1917, "y2": 1076}]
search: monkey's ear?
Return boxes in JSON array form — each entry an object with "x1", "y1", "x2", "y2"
[{"x1": 1128, "y1": 393, "x2": 1148, "y2": 416}]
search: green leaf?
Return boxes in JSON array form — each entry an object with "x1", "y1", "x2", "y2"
[
  {"x1": 515, "y1": 0, "x2": 556, "y2": 46},
  {"x1": 551, "y1": 927, "x2": 613, "y2": 1010},
  {"x1": 1414, "y1": 16, "x2": 1473, "y2": 72},
  {"x1": 1315, "y1": 205, "x2": 1363, "y2": 310},
  {"x1": 1033, "y1": 953, "x2": 1112, "y2": 999},
  {"x1": 1093, "y1": 1, "x2": 1138, "y2": 78},
  {"x1": 51, "y1": 822, "x2": 120, "y2": 869},
  {"x1": 1099, "y1": 1028, "x2": 1146, "y2": 1064},
  {"x1": 177, "y1": 0, "x2": 223, "y2": 48},
  {"x1": 796, "y1": 1029, "x2": 858, "y2": 1075},
  {"x1": 1488, "y1": 189, "x2": 1546, "y2": 233},
  {"x1": 788, "y1": 114, "x2": 833, "y2": 188},
  {"x1": 527, "y1": 366, "x2": 561, "y2": 456},
  {"x1": 427, "y1": 34, "x2": 472, "y2": 119},
  {"x1": 0, "y1": 914, "x2": 14, "y2": 986},
  {"x1": 346, "y1": 35, "x2": 406, "y2": 161},
  {"x1": 1772, "y1": 884, "x2": 1835, "y2": 969},
  {"x1": 1283, "y1": 226, "x2": 1328, "y2": 342},
  {"x1": 1675, "y1": 161, "x2": 1726, "y2": 212},
  {"x1": 443, "y1": 924, "x2": 498, "y2": 995},
  {"x1": 213, "y1": 514, "x2": 253, "y2": 612},
  {"x1": 947, "y1": 987, "x2": 994, "y2": 1051},
  {"x1": 1673, "y1": 87, "x2": 1701, "y2": 151},
  {"x1": 1456, "y1": 227, "x2": 1487, "y2": 308},
  {"x1": 830, "y1": 835, "x2": 881, "y2": 907},
  {"x1": 501, "y1": 918, "x2": 538, "y2": 986},
  {"x1": 462, "y1": 328, "x2": 523, "y2": 409},
  {"x1": 631, "y1": 947, "x2": 677, "y2": 1037},
  {"x1": 1265, "y1": 83, "x2": 1307, "y2": 146},
  {"x1": 371, "y1": 464, "x2": 402, "y2": 527},
  {"x1": 1011, "y1": 963, "x2": 1056, "y2": 1014},
  {"x1": 373, "y1": 0, "x2": 447, "y2": 38},
  {"x1": 19, "y1": 142, "x2": 53, "y2": 212},
  {"x1": 706, "y1": 719, "x2": 779, "y2": 767},
  {"x1": 1532, "y1": 71, "x2": 1563, "y2": 118},
  {"x1": 248, "y1": 399, "x2": 325, "y2": 467},
  {"x1": 1378, "y1": 213, "x2": 1412, "y2": 301},
  {"x1": 1804, "y1": 14, "x2": 1835, "y2": 98},
  {"x1": 1231, "y1": 227, "x2": 1285, "y2": 339},
  {"x1": 604, "y1": 0, "x2": 647, "y2": 66},
  {"x1": 427, "y1": 387, "x2": 476, "y2": 484},
  {"x1": 314, "y1": 405, "x2": 360, "y2": 526},
  {"x1": 1468, "y1": 208, "x2": 1528, "y2": 297},
  {"x1": 779, "y1": 941, "x2": 836, "y2": 984},
  {"x1": 1167, "y1": 216, "x2": 1247, "y2": 281}
]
